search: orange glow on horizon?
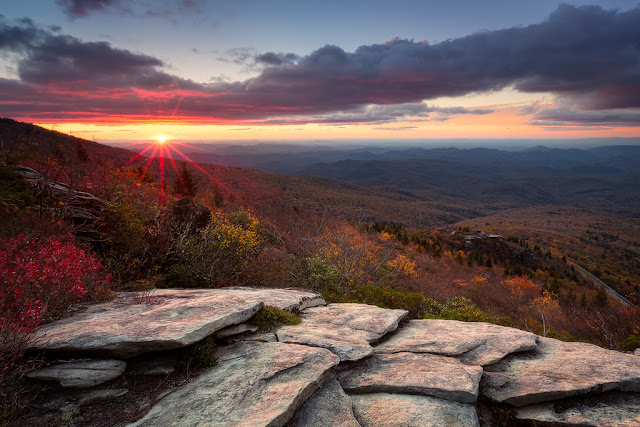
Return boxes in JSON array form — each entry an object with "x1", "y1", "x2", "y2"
[{"x1": 33, "y1": 101, "x2": 640, "y2": 143}]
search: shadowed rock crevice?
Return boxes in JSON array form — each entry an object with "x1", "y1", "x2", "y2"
[{"x1": 289, "y1": 379, "x2": 361, "y2": 427}]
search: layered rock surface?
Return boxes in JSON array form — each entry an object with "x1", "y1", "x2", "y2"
[
  {"x1": 276, "y1": 303, "x2": 408, "y2": 361},
  {"x1": 481, "y1": 337, "x2": 640, "y2": 406},
  {"x1": 351, "y1": 393, "x2": 480, "y2": 427},
  {"x1": 25, "y1": 287, "x2": 640, "y2": 426},
  {"x1": 130, "y1": 341, "x2": 339, "y2": 426},
  {"x1": 287, "y1": 379, "x2": 360, "y2": 427},
  {"x1": 375, "y1": 319, "x2": 537, "y2": 366},
  {"x1": 338, "y1": 352, "x2": 482, "y2": 403},
  {"x1": 32, "y1": 288, "x2": 323, "y2": 358}
]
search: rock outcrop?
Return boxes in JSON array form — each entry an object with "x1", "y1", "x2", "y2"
[
  {"x1": 338, "y1": 352, "x2": 482, "y2": 403},
  {"x1": 130, "y1": 341, "x2": 339, "y2": 426},
  {"x1": 25, "y1": 287, "x2": 640, "y2": 426},
  {"x1": 375, "y1": 319, "x2": 537, "y2": 366},
  {"x1": 351, "y1": 393, "x2": 480, "y2": 427},
  {"x1": 32, "y1": 288, "x2": 323, "y2": 358},
  {"x1": 481, "y1": 336, "x2": 640, "y2": 406},
  {"x1": 277, "y1": 303, "x2": 408, "y2": 361}
]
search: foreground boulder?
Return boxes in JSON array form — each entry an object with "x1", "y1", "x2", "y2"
[
  {"x1": 277, "y1": 303, "x2": 408, "y2": 361},
  {"x1": 33, "y1": 290, "x2": 263, "y2": 358},
  {"x1": 338, "y1": 352, "x2": 482, "y2": 403},
  {"x1": 350, "y1": 393, "x2": 479, "y2": 427},
  {"x1": 26, "y1": 359, "x2": 126, "y2": 388},
  {"x1": 481, "y1": 337, "x2": 640, "y2": 406},
  {"x1": 375, "y1": 319, "x2": 538, "y2": 366},
  {"x1": 129, "y1": 341, "x2": 339, "y2": 427},
  {"x1": 32, "y1": 288, "x2": 323, "y2": 358}
]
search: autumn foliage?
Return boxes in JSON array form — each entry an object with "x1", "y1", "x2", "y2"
[{"x1": 0, "y1": 233, "x2": 111, "y2": 382}]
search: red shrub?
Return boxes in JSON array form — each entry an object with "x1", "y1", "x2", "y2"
[{"x1": 0, "y1": 234, "x2": 111, "y2": 381}]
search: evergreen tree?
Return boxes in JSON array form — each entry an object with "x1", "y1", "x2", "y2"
[
  {"x1": 212, "y1": 183, "x2": 225, "y2": 207},
  {"x1": 76, "y1": 140, "x2": 89, "y2": 162},
  {"x1": 175, "y1": 164, "x2": 198, "y2": 197}
]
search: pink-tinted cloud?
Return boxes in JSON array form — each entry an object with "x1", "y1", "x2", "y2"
[{"x1": 1, "y1": 4, "x2": 640, "y2": 125}]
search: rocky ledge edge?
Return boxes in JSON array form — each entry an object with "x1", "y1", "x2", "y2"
[{"x1": 26, "y1": 287, "x2": 640, "y2": 426}]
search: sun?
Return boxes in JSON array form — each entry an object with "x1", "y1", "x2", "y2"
[{"x1": 156, "y1": 135, "x2": 167, "y2": 143}]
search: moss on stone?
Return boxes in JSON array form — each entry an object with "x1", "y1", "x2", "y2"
[{"x1": 252, "y1": 305, "x2": 301, "y2": 331}]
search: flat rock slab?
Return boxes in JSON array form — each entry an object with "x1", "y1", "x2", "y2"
[
  {"x1": 123, "y1": 287, "x2": 325, "y2": 312},
  {"x1": 375, "y1": 319, "x2": 538, "y2": 366},
  {"x1": 351, "y1": 393, "x2": 479, "y2": 427},
  {"x1": 514, "y1": 392, "x2": 640, "y2": 426},
  {"x1": 31, "y1": 288, "x2": 323, "y2": 358},
  {"x1": 205, "y1": 287, "x2": 326, "y2": 312},
  {"x1": 27, "y1": 359, "x2": 126, "y2": 388},
  {"x1": 292, "y1": 379, "x2": 360, "y2": 427},
  {"x1": 129, "y1": 341, "x2": 340, "y2": 427},
  {"x1": 482, "y1": 337, "x2": 640, "y2": 407},
  {"x1": 33, "y1": 290, "x2": 264, "y2": 358},
  {"x1": 339, "y1": 352, "x2": 482, "y2": 403},
  {"x1": 277, "y1": 303, "x2": 408, "y2": 361}
]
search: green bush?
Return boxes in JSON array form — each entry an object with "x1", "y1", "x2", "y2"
[
  {"x1": 165, "y1": 264, "x2": 197, "y2": 288},
  {"x1": 424, "y1": 296, "x2": 495, "y2": 323},
  {"x1": 251, "y1": 305, "x2": 301, "y2": 331},
  {"x1": 190, "y1": 336, "x2": 217, "y2": 369},
  {"x1": 355, "y1": 285, "x2": 428, "y2": 319},
  {"x1": 623, "y1": 334, "x2": 640, "y2": 351},
  {"x1": 327, "y1": 284, "x2": 501, "y2": 324},
  {"x1": 0, "y1": 167, "x2": 33, "y2": 216},
  {"x1": 306, "y1": 256, "x2": 350, "y2": 292}
]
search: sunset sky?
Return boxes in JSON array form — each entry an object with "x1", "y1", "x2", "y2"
[{"x1": 1, "y1": 0, "x2": 640, "y2": 144}]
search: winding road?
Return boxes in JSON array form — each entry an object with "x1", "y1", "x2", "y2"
[{"x1": 569, "y1": 260, "x2": 636, "y2": 309}]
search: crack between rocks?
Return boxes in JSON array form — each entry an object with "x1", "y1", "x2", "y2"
[
  {"x1": 262, "y1": 361, "x2": 306, "y2": 382},
  {"x1": 345, "y1": 388, "x2": 478, "y2": 405}
]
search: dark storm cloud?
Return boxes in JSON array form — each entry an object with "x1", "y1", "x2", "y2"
[
  {"x1": 236, "y1": 4, "x2": 640, "y2": 112},
  {"x1": 218, "y1": 49, "x2": 299, "y2": 68},
  {"x1": 56, "y1": 0, "x2": 204, "y2": 20},
  {"x1": 1, "y1": 4, "x2": 640, "y2": 124},
  {"x1": 56, "y1": 0, "x2": 121, "y2": 18},
  {"x1": 0, "y1": 18, "x2": 44, "y2": 51},
  {"x1": 530, "y1": 107, "x2": 640, "y2": 127},
  {"x1": 0, "y1": 17, "x2": 198, "y2": 90},
  {"x1": 249, "y1": 103, "x2": 493, "y2": 126}
]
